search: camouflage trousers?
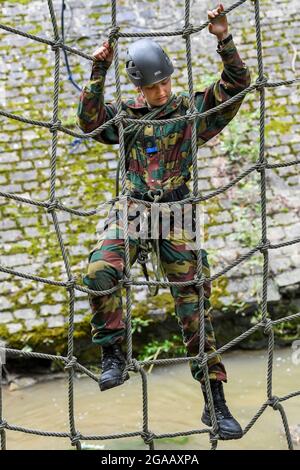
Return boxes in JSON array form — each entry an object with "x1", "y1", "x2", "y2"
[{"x1": 83, "y1": 200, "x2": 227, "y2": 384}]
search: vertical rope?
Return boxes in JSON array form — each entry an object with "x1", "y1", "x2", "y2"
[
  {"x1": 183, "y1": 0, "x2": 205, "y2": 379},
  {"x1": 266, "y1": 322, "x2": 274, "y2": 398},
  {"x1": 253, "y1": 0, "x2": 268, "y2": 324},
  {"x1": 254, "y1": 1, "x2": 294, "y2": 449},
  {"x1": 0, "y1": 361, "x2": 6, "y2": 450},
  {"x1": 138, "y1": 364, "x2": 155, "y2": 450},
  {"x1": 47, "y1": 0, "x2": 61, "y2": 203},
  {"x1": 47, "y1": 0, "x2": 81, "y2": 451},
  {"x1": 110, "y1": 0, "x2": 133, "y2": 369},
  {"x1": 203, "y1": 359, "x2": 218, "y2": 448},
  {"x1": 254, "y1": 0, "x2": 273, "y2": 408},
  {"x1": 277, "y1": 403, "x2": 294, "y2": 450}
]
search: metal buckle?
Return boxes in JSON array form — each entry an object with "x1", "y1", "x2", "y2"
[{"x1": 147, "y1": 189, "x2": 164, "y2": 202}]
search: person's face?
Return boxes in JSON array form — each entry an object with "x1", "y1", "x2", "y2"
[{"x1": 137, "y1": 76, "x2": 172, "y2": 107}]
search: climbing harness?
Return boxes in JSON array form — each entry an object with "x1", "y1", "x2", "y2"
[
  {"x1": 130, "y1": 184, "x2": 191, "y2": 296},
  {"x1": 135, "y1": 190, "x2": 167, "y2": 297},
  {"x1": 114, "y1": 94, "x2": 177, "y2": 295}
]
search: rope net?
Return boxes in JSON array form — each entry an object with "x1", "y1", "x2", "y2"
[{"x1": 0, "y1": 0, "x2": 300, "y2": 451}]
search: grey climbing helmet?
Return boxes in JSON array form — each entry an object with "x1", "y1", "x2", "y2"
[{"x1": 125, "y1": 38, "x2": 174, "y2": 87}]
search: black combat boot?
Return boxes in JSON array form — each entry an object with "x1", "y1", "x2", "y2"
[
  {"x1": 201, "y1": 380, "x2": 243, "y2": 440},
  {"x1": 99, "y1": 343, "x2": 129, "y2": 392}
]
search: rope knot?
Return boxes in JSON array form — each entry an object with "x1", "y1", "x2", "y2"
[
  {"x1": 209, "y1": 431, "x2": 220, "y2": 447},
  {"x1": 194, "y1": 274, "x2": 205, "y2": 289},
  {"x1": 255, "y1": 75, "x2": 268, "y2": 90},
  {"x1": 108, "y1": 26, "x2": 120, "y2": 43},
  {"x1": 66, "y1": 277, "x2": 76, "y2": 290},
  {"x1": 141, "y1": 431, "x2": 155, "y2": 446},
  {"x1": 64, "y1": 356, "x2": 77, "y2": 370},
  {"x1": 182, "y1": 23, "x2": 194, "y2": 39},
  {"x1": 49, "y1": 119, "x2": 61, "y2": 133},
  {"x1": 263, "y1": 318, "x2": 273, "y2": 335},
  {"x1": 186, "y1": 109, "x2": 196, "y2": 122},
  {"x1": 259, "y1": 239, "x2": 270, "y2": 253},
  {"x1": 51, "y1": 38, "x2": 63, "y2": 52},
  {"x1": 0, "y1": 420, "x2": 7, "y2": 431},
  {"x1": 122, "y1": 276, "x2": 132, "y2": 287},
  {"x1": 70, "y1": 431, "x2": 82, "y2": 446},
  {"x1": 130, "y1": 359, "x2": 141, "y2": 373},
  {"x1": 114, "y1": 110, "x2": 127, "y2": 126},
  {"x1": 47, "y1": 198, "x2": 59, "y2": 213},
  {"x1": 256, "y1": 160, "x2": 268, "y2": 172},
  {"x1": 269, "y1": 395, "x2": 280, "y2": 410}
]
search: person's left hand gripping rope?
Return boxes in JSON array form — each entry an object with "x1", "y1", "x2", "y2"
[{"x1": 207, "y1": 3, "x2": 229, "y2": 40}]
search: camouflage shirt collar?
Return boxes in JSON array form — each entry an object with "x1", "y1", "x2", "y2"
[{"x1": 125, "y1": 92, "x2": 182, "y2": 116}]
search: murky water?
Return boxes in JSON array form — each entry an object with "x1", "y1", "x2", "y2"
[{"x1": 2, "y1": 348, "x2": 300, "y2": 450}]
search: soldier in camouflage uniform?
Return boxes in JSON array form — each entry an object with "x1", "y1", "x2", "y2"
[{"x1": 77, "y1": 3, "x2": 250, "y2": 440}]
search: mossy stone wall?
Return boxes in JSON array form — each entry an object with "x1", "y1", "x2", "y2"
[{"x1": 0, "y1": 0, "x2": 299, "y2": 360}]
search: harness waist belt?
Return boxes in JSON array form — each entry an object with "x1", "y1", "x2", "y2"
[{"x1": 129, "y1": 182, "x2": 190, "y2": 202}]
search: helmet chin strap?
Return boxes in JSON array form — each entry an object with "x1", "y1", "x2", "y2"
[{"x1": 140, "y1": 90, "x2": 152, "y2": 108}]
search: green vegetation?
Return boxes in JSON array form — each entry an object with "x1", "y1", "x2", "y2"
[
  {"x1": 4, "y1": 0, "x2": 32, "y2": 5},
  {"x1": 221, "y1": 109, "x2": 260, "y2": 164},
  {"x1": 138, "y1": 335, "x2": 186, "y2": 362}
]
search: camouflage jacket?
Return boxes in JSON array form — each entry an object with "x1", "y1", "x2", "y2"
[{"x1": 77, "y1": 37, "x2": 251, "y2": 194}]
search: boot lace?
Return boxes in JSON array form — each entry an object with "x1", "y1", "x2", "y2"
[{"x1": 213, "y1": 400, "x2": 232, "y2": 420}]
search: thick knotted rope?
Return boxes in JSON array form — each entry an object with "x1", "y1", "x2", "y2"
[{"x1": 0, "y1": 0, "x2": 299, "y2": 452}]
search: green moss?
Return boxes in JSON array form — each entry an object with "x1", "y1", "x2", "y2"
[
  {"x1": 210, "y1": 275, "x2": 229, "y2": 310},
  {"x1": 26, "y1": 25, "x2": 43, "y2": 36},
  {"x1": 265, "y1": 120, "x2": 292, "y2": 136},
  {"x1": 203, "y1": 199, "x2": 223, "y2": 233},
  {"x1": 0, "y1": 324, "x2": 9, "y2": 339},
  {"x1": 4, "y1": 0, "x2": 32, "y2": 5},
  {"x1": 265, "y1": 101, "x2": 293, "y2": 139},
  {"x1": 132, "y1": 290, "x2": 174, "y2": 321},
  {"x1": 221, "y1": 108, "x2": 260, "y2": 164},
  {"x1": 231, "y1": 205, "x2": 261, "y2": 248},
  {"x1": 0, "y1": 314, "x2": 93, "y2": 358},
  {"x1": 195, "y1": 73, "x2": 219, "y2": 90},
  {"x1": 88, "y1": 12, "x2": 100, "y2": 20}
]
